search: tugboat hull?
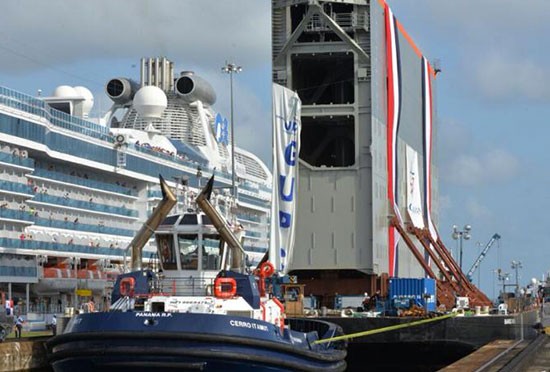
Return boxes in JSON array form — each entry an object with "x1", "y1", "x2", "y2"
[{"x1": 47, "y1": 312, "x2": 346, "y2": 372}]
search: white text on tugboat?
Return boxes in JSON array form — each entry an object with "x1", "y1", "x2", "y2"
[
  {"x1": 230, "y1": 320, "x2": 269, "y2": 331},
  {"x1": 135, "y1": 312, "x2": 173, "y2": 318}
]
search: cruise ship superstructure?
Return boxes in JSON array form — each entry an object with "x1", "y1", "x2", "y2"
[{"x1": 0, "y1": 57, "x2": 271, "y2": 313}]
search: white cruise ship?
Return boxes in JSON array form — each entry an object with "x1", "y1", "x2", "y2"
[{"x1": 0, "y1": 57, "x2": 271, "y2": 315}]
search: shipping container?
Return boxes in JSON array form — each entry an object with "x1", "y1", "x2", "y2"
[{"x1": 388, "y1": 278, "x2": 437, "y2": 312}]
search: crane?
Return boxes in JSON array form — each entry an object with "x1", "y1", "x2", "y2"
[{"x1": 466, "y1": 233, "x2": 501, "y2": 282}]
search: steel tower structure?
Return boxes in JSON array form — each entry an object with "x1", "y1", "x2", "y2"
[{"x1": 272, "y1": 0, "x2": 438, "y2": 300}]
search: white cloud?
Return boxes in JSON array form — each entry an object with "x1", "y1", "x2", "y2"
[
  {"x1": 445, "y1": 155, "x2": 484, "y2": 186},
  {"x1": 0, "y1": 0, "x2": 271, "y2": 73},
  {"x1": 443, "y1": 148, "x2": 519, "y2": 187},
  {"x1": 412, "y1": 0, "x2": 550, "y2": 41},
  {"x1": 388, "y1": 0, "x2": 550, "y2": 103},
  {"x1": 438, "y1": 194, "x2": 452, "y2": 213},
  {"x1": 437, "y1": 119, "x2": 473, "y2": 162},
  {"x1": 473, "y1": 52, "x2": 550, "y2": 101},
  {"x1": 465, "y1": 198, "x2": 493, "y2": 221},
  {"x1": 437, "y1": 118, "x2": 520, "y2": 187},
  {"x1": 484, "y1": 149, "x2": 519, "y2": 180}
]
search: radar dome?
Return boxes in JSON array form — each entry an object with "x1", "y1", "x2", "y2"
[
  {"x1": 52, "y1": 85, "x2": 77, "y2": 98},
  {"x1": 133, "y1": 86, "x2": 167, "y2": 121},
  {"x1": 74, "y1": 86, "x2": 94, "y2": 117}
]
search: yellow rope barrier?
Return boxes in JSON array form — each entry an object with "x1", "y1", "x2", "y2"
[{"x1": 313, "y1": 312, "x2": 457, "y2": 344}]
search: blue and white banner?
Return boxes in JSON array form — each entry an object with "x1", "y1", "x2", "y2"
[{"x1": 269, "y1": 84, "x2": 301, "y2": 274}]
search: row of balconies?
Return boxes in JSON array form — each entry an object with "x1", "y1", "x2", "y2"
[
  {"x1": 0, "y1": 265, "x2": 37, "y2": 278},
  {"x1": 0, "y1": 237, "x2": 126, "y2": 258},
  {"x1": 0, "y1": 149, "x2": 34, "y2": 169},
  {"x1": 30, "y1": 193, "x2": 138, "y2": 218},
  {"x1": 32, "y1": 168, "x2": 138, "y2": 197}
]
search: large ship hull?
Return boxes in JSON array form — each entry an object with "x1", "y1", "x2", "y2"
[{"x1": 47, "y1": 312, "x2": 346, "y2": 372}]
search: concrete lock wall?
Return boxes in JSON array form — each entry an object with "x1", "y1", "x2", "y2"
[{"x1": 0, "y1": 340, "x2": 48, "y2": 372}]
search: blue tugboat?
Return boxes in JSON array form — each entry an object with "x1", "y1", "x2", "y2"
[{"x1": 47, "y1": 176, "x2": 347, "y2": 371}]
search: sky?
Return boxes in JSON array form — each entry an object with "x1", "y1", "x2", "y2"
[{"x1": 1, "y1": 0, "x2": 549, "y2": 300}]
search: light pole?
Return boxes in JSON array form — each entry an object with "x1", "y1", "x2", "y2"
[
  {"x1": 452, "y1": 224, "x2": 471, "y2": 271},
  {"x1": 72, "y1": 257, "x2": 80, "y2": 308},
  {"x1": 221, "y1": 62, "x2": 242, "y2": 197},
  {"x1": 511, "y1": 260, "x2": 522, "y2": 294},
  {"x1": 498, "y1": 268, "x2": 510, "y2": 299},
  {"x1": 491, "y1": 269, "x2": 498, "y2": 304}
]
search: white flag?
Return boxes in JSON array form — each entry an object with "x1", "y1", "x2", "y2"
[{"x1": 269, "y1": 84, "x2": 301, "y2": 274}]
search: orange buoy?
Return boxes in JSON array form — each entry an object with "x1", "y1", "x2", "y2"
[
  {"x1": 214, "y1": 277, "x2": 237, "y2": 299},
  {"x1": 259, "y1": 262, "x2": 275, "y2": 278}
]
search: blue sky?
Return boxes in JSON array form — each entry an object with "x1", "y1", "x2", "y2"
[{"x1": 1, "y1": 0, "x2": 548, "y2": 299}]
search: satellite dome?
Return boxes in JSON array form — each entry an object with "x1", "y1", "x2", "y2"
[
  {"x1": 74, "y1": 86, "x2": 94, "y2": 117},
  {"x1": 133, "y1": 86, "x2": 167, "y2": 120},
  {"x1": 52, "y1": 85, "x2": 77, "y2": 98}
]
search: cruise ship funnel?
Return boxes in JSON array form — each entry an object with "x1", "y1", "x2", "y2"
[
  {"x1": 106, "y1": 78, "x2": 140, "y2": 105},
  {"x1": 175, "y1": 74, "x2": 216, "y2": 106}
]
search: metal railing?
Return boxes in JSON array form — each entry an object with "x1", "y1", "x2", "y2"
[
  {"x1": 153, "y1": 276, "x2": 216, "y2": 297},
  {"x1": 0, "y1": 180, "x2": 33, "y2": 195},
  {"x1": 31, "y1": 193, "x2": 138, "y2": 217},
  {"x1": 0, "y1": 151, "x2": 35, "y2": 168},
  {"x1": 32, "y1": 168, "x2": 137, "y2": 196},
  {"x1": 0, "y1": 237, "x2": 126, "y2": 257}
]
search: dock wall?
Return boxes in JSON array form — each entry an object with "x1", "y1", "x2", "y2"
[{"x1": 0, "y1": 340, "x2": 48, "y2": 372}]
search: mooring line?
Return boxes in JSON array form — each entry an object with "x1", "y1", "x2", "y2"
[{"x1": 313, "y1": 312, "x2": 457, "y2": 344}]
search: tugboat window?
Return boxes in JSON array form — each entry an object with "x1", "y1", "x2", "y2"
[
  {"x1": 157, "y1": 235, "x2": 176, "y2": 270},
  {"x1": 201, "y1": 233, "x2": 221, "y2": 270},
  {"x1": 180, "y1": 214, "x2": 198, "y2": 225},
  {"x1": 201, "y1": 215, "x2": 212, "y2": 225},
  {"x1": 178, "y1": 234, "x2": 199, "y2": 270}
]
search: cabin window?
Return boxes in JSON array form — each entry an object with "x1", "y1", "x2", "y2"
[
  {"x1": 49, "y1": 102, "x2": 72, "y2": 115},
  {"x1": 157, "y1": 235, "x2": 176, "y2": 270},
  {"x1": 201, "y1": 215, "x2": 212, "y2": 225},
  {"x1": 151, "y1": 302, "x2": 165, "y2": 312},
  {"x1": 162, "y1": 215, "x2": 180, "y2": 225},
  {"x1": 178, "y1": 234, "x2": 199, "y2": 270},
  {"x1": 180, "y1": 214, "x2": 198, "y2": 225},
  {"x1": 201, "y1": 234, "x2": 222, "y2": 270}
]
